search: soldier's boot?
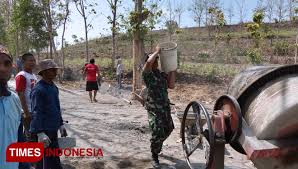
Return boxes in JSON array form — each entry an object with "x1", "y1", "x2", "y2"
[{"x1": 151, "y1": 153, "x2": 161, "y2": 169}]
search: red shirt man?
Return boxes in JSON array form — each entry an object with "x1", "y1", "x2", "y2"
[
  {"x1": 83, "y1": 59, "x2": 100, "y2": 103},
  {"x1": 85, "y1": 63, "x2": 99, "y2": 81}
]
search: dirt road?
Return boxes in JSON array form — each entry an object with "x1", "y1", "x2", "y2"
[{"x1": 58, "y1": 82, "x2": 256, "y2": 169}]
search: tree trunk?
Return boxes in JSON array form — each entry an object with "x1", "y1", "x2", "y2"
[
  {"x1": 111, "y1": 0, "x2": 117, "y2": 68},
  {"x1": 52, "y1": 38, "x2": 58, "y2": 59},
  {"x1": 61, "y1": 10, "x2": 68, "y2": 70},
  {"x1": 112, "y1": 19, "x2": 116, "y2": 68},
  {"x1": 84, "y1": 16, "x2": 89, "y2": 62},
  {"x1": 49, "y1": 37, "x2": 53, "y2": 58},
  {"x1": 112, "y1": 32, "x2": 116, "y2": 67},
  {"x1": 15, "y1": 29, "x2": 19, "y2": 57},
  {"x1": 295, "y1": 34, "x2": 298, "y2": 64},
  {"x1": 47, "y1": 2, "x2": 53, "y2": 59},
  {"x1": 132, "y1": 0, "x2": 144, "y2": 93}
]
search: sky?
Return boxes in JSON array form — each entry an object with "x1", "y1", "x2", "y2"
[{"x1": 56, "y1": 0, "x2": 259, "y2": 47}]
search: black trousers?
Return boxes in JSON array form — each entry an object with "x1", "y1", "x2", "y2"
[
  {"x1": 32, "y1": 132, "x2": 63, "y2": 169},
  {"x1": 18, "y1": 119, "x2": 30, "y2": 169}
]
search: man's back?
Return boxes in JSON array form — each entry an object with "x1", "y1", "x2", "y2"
[{"x1": 85, "y1": 64, "x2": 99, "y2": 81}]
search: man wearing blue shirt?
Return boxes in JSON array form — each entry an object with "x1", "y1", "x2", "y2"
[
  {"x1": 30, "y1": 59, "x2": 67, "y2": 169},
  {"x1": 0, "y1": 45, "x2": 22, "y2": 169}
]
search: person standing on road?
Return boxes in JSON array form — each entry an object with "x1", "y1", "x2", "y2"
[
  {"x1": 15, "y1": 53, "x2": 37, "y2": 140},
  {"x1": 30, "y1": 59, "x2": 67, "y2": 169},
  {"x1": 83, "y1": 58, "x2": 100, "y2": 103},
  {"x1": 15, "y1": 53, "x2": 37, "y2": 169},
  {"x1": 141, "y1": 46, "x2": 176, "y2": 168},
  {"x1": 0, "y1": 45, "x2": 22, "y2": 169},
  {"x1": 116, "y1": 58, "x2": 123, "y2": 89}
]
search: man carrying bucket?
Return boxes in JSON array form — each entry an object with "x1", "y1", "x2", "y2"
[{"x1": 141, "y1": 45, "x2": 176, "y2": 168}]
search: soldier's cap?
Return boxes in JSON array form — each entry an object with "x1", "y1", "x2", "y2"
[
  {"x1": 0, "y1": 44, "x2": 12, "y2": 61},
  {"x1": 38, "y1": 59, "x2": 60, "y2": 75}
]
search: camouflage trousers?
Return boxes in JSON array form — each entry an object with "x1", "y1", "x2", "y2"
[{"x1": 147, "y1": 109, "x2": 174, "y2": 155}]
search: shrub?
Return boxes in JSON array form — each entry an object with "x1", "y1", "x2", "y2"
[
  {"x1": 177, "y1": 50, "x2": 181, "y2": 68},
  {"x1": 247, "y1": 48, "x2": 262, "y2": 64},
  {"x1": 207, "y1": 65, "x2": 217, "y2": 82},
  {"x1": 197, "y1": 53, "x2": 210, "y2": 62},
  {"x1": 234, "y1": 48, "x2": 247, "y2": 56},
  {"x1": 273, "y1": 41, "x2": 290, "y2": 56}
]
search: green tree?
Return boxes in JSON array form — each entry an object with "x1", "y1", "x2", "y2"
[
  {"x1": 246, "y1": 11, "x2": 264, "y2": 48},
  {"x1": 124, "y1": 0, "x2": 162, "y2": 92},
  {"x1": 208, "y1": 7, "x2": 225, "y2": 48},
  {"x1": 246, "y1": 11, "x2": 265, "y2": 64},
  {"x1": 36, "y1": 0, "x2": 61, "y2": 59},
  {"x1": 165, "y1": 20, "x2": 178, "y2": 40},
  {"x1": 10, "y1": 0, "x2": 48, "y2": 55}
]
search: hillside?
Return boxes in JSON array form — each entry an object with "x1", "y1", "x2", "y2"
[{"x1": 61, "y1": 21, "x2": 298, "y2": 81}]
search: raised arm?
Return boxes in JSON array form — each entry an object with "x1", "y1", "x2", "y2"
[{"x1": 143, "y1": 46, "x2": 161, "y2": 72}]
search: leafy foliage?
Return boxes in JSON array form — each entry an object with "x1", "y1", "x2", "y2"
[
  {"x1": 247, "y1": 48, "x2": 262, "y2": 64},
  {"x1": 10, "y1": 0, "x2": 48, "y2": 53},
  {"x1": 246, "y1": 11, "x2": 264, "y2": 48},
  {"x1": 274, "y1": 40, "x2": 291, "y2": 56},
  {"x1": 165, "y1": 20, "x2": 178, "y2": 36},
  {"x1": 122, "y1": 0, "x2": 162, "y2": 40}
]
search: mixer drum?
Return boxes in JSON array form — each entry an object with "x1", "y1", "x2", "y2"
[{"x1": 228, "y1": 65, "x2": 298, "y2": 140}]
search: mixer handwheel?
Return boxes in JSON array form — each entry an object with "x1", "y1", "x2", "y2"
[
  {"x1": 181, "y1": 101, "x2": 215, "y2": 169},
  {"x1": 214, "y1": 95, "x2": 245, "y2": 154}
]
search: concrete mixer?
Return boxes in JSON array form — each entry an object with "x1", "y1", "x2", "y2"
[{"x1": 177, "y1": 64, "x2": 298, "y2": 169}]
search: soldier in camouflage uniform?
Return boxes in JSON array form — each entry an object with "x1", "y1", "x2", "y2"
[{"x1": 142, "y1": 46, "x2": 176, "y2": 168}]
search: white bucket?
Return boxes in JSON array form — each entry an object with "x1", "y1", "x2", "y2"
[{"x1": 158, "y1": 42, "x2": 178, "y2": 73}]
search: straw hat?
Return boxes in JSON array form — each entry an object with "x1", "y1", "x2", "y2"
[
  {"x1": 0, "y1": 44, "x2": 12, "y2": 61},
  {"x1": 38, "y1": 59, "x2": 60, "y2": 75}
]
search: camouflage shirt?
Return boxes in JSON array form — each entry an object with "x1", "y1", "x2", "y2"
[{"x1": 142, "y1": 69, "x2": 170, "y2": 112}]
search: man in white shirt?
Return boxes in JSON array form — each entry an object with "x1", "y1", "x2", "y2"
[
  {"x1": 15, "y1": 53, "x2": 37, "y2": 141},
  {"x1": 15, "y1": 53, "x2": 37, "y2": 169}
]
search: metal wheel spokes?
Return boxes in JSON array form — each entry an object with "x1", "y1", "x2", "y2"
[{"x1": 181, "y1": 101, "x2": 215, "y2": 169}]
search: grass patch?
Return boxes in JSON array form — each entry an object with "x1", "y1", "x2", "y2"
[
  {"x1": 64, "y1": 57, "x2": 113, "y2": 68},
  {"x1": 179, "y1": 62, "x2": 242, "y2": 78},
  {"x1": 274, "y1": 30, "x2": 297, "y2": 38}
]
